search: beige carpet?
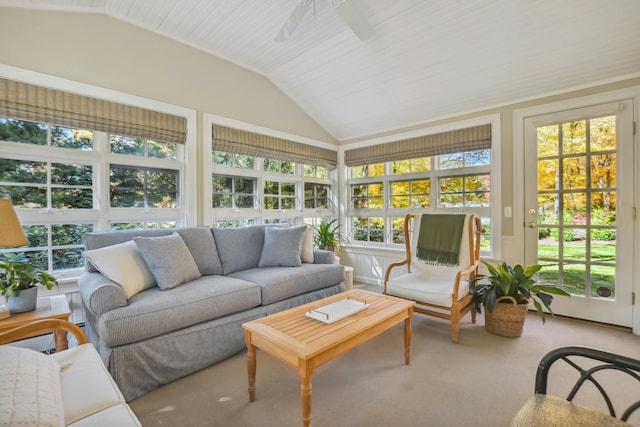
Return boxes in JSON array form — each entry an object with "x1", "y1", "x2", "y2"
[{"x1": 130, "y1": 294, "x2": 640, "y2": 427}]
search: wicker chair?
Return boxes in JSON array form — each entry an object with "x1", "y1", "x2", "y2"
[
  {"x1": 383, "y1": 213, "x2": 481, "y2": 343},
  {"x1": 511, "y1": 346, "x2": 640, "y2": 426}
]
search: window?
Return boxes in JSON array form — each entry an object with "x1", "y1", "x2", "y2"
[
  {"x1": 347, "y1": 148, "x2": 494, "y2": 253},
  {"x1": 0, "y1": 118, "x2": 187, "y2": 273},
  {"x1": 210, "y1": 149, "x2": 336, "y2": 227},
  {"x1": 304, "y1": 183, "x2": 330, "y2": 209},
  {"x1": 264, "y1": 180, "x2": 296, "y2": 210},
  {"x1": 212, "y1": 175, "x2": 256, "y2": 208}
]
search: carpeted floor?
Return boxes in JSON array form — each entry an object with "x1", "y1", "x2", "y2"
[{"x1": 130, "y1": 286, "x2": 640, "y2": 427}]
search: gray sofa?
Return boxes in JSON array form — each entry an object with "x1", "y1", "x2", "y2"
[{"x1": 77, "y1": 225, "x2": 345, "y2": 401}]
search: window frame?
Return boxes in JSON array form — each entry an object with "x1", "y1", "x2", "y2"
[
  {"x1": 204, "y1": 114, "x2": 338, "y2": 228},
  {"x1": 0, "y1": 64, "x2": 197, "y2": 279},
  {"x1": 341, "y1": 115, "x2": 501, "y2": 258}
]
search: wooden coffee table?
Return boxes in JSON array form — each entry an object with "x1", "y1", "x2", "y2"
[{"x1": 242, "y1": 289, "x2": 415, "y2": 427}]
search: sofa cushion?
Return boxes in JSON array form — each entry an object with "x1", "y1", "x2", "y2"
[
  {"x1": 259, "y1": 226, "x2": 306, "y2": 267},
  {"x1": 134, "y1": 233, "x2": 201, "y2": 290},
  {"x1": 230, "y1": 263, "x2": 345, "y2": 305},
  {"x1": 212, "y1": 225, "x2": 268, "y2": 274},
  {"x1": 96, "y1": 276, "x2": 262, "y2": 347},
  {"x1": 51, "y1": 344, "x2": 127, "y2": 425},
  {"x1": 175, "y1": 227, "x2": 223, "y2": 275},
  {"x1": 0, "y1": 346, "x2": 65, "y2": 427},
  {"x1": 301, "y1": 226, "x2": 314, "y2": 263},
  {"x1": 83, "y1": 240, "x2": 156, "y2": 299}
]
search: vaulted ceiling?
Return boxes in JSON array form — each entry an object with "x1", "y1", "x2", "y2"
[{"x1": 6, "y1": 0, "x2": 640, "y2": 141}]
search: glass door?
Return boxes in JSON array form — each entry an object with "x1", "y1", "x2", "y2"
[{"x1": 524, "y1": 101, "x2": 634, "y2": 326}]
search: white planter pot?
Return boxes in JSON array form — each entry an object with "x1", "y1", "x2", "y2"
[{"x1": 7, "y1": 286, "x2": 38, "y2": 313}]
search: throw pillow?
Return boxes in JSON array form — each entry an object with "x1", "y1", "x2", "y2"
[
  {"x1": 134, "y1": 232, "x2": 201, "y2": 290},
  {"x1": 259, "y1": 226, "x2": 306, "y2": 267},
  {"x1": 83, "y1": 240, "x2": 156, "y2": 299},
  {"x1": 176, "y1": 228, "x2": 223, "y2": 275},
  {"x1": 212, "y1": 225, "x2": 268, "y2": 274},
  {"x1": 301, "y1": 225, "x2": 314, "y2": 263},
  {"x1": 0, "y1": 346, "x2": 65, "y2": 427}
]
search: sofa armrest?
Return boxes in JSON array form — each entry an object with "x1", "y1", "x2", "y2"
[
  {"x1": 313, "y1": 249, "x2": 336, "y2": 264},
  {"x1": 78, "y1": 271, "x2": 127, "y2": 316}
]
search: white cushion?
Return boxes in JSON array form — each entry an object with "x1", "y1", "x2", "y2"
[
  {"x1": 52, "y1": 344, "x2": 125, "y2": 425},
  {"x1": 67, "y1": 404, "x2": 141, "y2": 427},
  {"x1": 83, "y1": 240, "x2": 156, "y2": 299},
  {"x1": 386, "y1": 272, "x2": 470, "y2": 307},
  {"x1": 0, "y1": 346, "x2": 65, "y2": 427},
  {"x1": 301, "y1": 226, "x2": 315, "y2": 263}
]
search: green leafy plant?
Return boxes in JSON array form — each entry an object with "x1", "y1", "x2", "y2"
[
  {"x1": 0, "y1": 253, "x2": 58, "y2": 302},
  {"x1": 470, "y1": 261, "x2": 569, "y2": 323},
  {"x1": 313, "y1": 219, "x2": 348, "y2": 253}
]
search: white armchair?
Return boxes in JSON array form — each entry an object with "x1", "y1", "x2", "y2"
[
  {"x1": 0, "y1": 319, "x2": 141, "y2": 426},
  {"x1": 384, "y1": 213, "x2": 481, "y2": 343}
]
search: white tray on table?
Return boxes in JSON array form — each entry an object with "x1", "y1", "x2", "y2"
[{"x1": 305, "y1": 297, "x2": 369, "y2": 324}]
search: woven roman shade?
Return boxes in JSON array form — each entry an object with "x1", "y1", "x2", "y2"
[
  {"x1": 0, "y1": 78, "x2": 187, "y2": 144},
  {"x1": 213, "y1": 125, "x2": 337, "y2": 168},
  {"x1": 344, "y1": 124, "x2": 491, "y2": 167}
]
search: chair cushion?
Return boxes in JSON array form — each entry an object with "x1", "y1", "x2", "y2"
[
  {"x1": 52, "y1": 344, "x2": 126, "y2": 425},
  {"x1": 0, "y1": 346, "x2": 64, "y2": 427},
  {"x1": 83, "y1": 240, "x2": 156, "y2": 299},
  {"x1": 67, "y1": 404, "x2": 141, "y2": 427},
  {"x1": 386, "y1": 272, "x2": 469, "y2": 307},
  {"x1": 510, "y1": 394, "x2": 632, "y2": 426}
]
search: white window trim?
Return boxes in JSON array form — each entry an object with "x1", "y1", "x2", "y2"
[{"x1": 339, "y1": 113, "x2": 502, "y2": 258}]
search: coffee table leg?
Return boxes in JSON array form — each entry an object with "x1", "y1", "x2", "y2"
[
  {"x1": 299, "y1": 361, "x2": 314, "y2": 427},
  {"x1": 245, "y1": 331, "x2": 256, "y2": 402},
  {"x1": 404, "y1": 308, "x2": 413, "y2": 365}
]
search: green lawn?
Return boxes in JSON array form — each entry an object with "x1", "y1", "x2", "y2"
[{"x1": 537, "y1": 240, "x2": 616, "y2": 298}]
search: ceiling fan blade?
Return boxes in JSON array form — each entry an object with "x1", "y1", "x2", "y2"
[
  {"x1": 332, "y1": 0, "x2": 375, "y2": 41},
  {"x1": 275, "y1": 1, "x2": 313, "y2": 42}
]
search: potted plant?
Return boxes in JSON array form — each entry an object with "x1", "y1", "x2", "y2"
[
  {"x1": 313, "y1": 219, "x2": 347, "y2": 254},
  {"x1": 470, "y1": 261, "x2": 569, "y2": 337},
  {"x1": 0, "y1": 253, "x2": 58, "y2": 313}
]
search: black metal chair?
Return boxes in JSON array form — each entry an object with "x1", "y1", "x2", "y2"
[{"x1": 511, "y1": 346, "x2": 640, "y2": 426}]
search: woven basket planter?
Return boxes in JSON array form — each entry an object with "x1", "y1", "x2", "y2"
[{"x1": 484, "y1": 296, "x2": 529, "y2": 337}]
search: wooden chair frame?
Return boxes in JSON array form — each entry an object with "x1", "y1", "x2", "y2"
[
  {"x1": 383, "y1": 213, "x2": 481, "y2": 343},
  {"x1": 0, "y1": 319, "x2": 87, "y2": 346}
]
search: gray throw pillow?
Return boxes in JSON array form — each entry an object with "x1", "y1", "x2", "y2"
[
  {"x1": 258, "y1": 226, "x2": 306, "y2": 267},
  {"x1": 212, "y1": 225, "x2": 268, "y2": 274},
  {"x1": 176, "y1": 227, "x2": 223, "y2": 275},
  {"x1": 134, "y1": 232, "x2": 201, "y2": 290}
]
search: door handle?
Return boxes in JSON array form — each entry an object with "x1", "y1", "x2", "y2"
[{"x1": 527, "y1": 222, "x2": 537, "y2": 229}]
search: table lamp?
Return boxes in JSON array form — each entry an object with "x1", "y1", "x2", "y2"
[{"x1": 0, "y1": 197, "x2": 28, "y2": 319}]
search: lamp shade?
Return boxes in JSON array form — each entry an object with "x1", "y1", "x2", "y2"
[{"x1": 0, "y1": 198, "x2": 28, "y2": 247}]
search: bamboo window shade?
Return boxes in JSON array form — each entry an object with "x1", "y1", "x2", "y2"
[
  {"x1": 213, "y1": 125, "x2": 337, "y2": 169},
  {"x1": 0, "y1": 78, "x2": 187, "y2": 144},
  {"x1": 344, "y1": 124, "x2": 491, "y2": 167}
]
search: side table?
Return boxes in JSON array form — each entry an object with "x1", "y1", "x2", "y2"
[{"x1": 0, "y1": 294, "x2": 71, "y2": 351}]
